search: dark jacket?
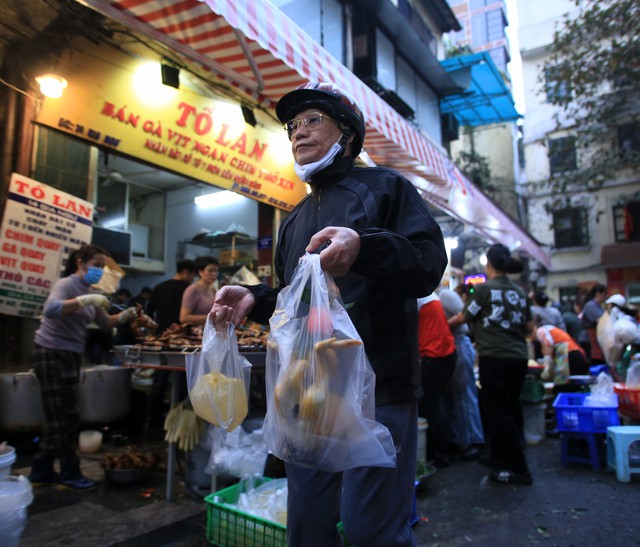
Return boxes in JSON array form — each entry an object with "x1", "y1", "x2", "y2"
[
  {"x1": 250, "y1": 158, "x2": 447, "y2": 406},
  {"x1": 147, "y1": 278, "x2": 190, "y2": 334}
]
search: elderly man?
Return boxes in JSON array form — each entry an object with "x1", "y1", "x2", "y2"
[{"x1": 210, "y1": 82, "x2": 447, "y2": 546}]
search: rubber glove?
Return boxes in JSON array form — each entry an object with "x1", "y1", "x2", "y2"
[
  {"x1": 77, "y1": 294, "x2": 110, "y2": 308},
  {"x1": 118, "y1": 307, "x2": 138, "y2": 324},
  {"x1": 177, "y1": 410, "x2": 201, "y2": 452},
  {"x1": 164, "y1": 404, "x2": 183, "y2": 444}
]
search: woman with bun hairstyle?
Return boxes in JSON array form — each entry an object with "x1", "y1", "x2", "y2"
[
  {"x1": 179, "y1": 255, "x2": 219, "y2": 325},
  {"x1": 29, "y1": 244, "x2": 146, "y2": 490},
  {"x1": 462, "y1": 244, "x2": 535, "y2": 485}
]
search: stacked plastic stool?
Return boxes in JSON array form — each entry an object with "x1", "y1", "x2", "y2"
[
  {"x1": 606, "y1": 425, "x2": 640, "y2": 482},
  {"x1": 553, "y1": 393, "x2": 620, "y2": 470}
]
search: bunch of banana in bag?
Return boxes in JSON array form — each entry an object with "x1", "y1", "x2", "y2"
[{"x1": 273, "y1": 336, "x2": 362, "y2": 437}]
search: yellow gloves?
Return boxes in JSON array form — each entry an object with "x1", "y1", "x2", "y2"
[{"x1": 163, "y1": 401, "x2": 202, "y2": 452}]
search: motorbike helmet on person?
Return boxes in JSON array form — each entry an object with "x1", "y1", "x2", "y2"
[{"x1": 276, "y1": 82, "x2": 366, "y2": 159}]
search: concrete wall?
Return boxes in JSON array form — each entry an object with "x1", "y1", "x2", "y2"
[{"x1": 450, "y1": 122, "x2": 520, "y2": 220}]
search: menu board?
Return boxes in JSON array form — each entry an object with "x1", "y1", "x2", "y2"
[{"x1": 0, "y1": 173, "x2": 93, "y2": 318}]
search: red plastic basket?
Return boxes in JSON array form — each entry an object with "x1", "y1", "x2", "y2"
[{"x1": 614, "y1": 383, "x2": 640, "y2": 422}]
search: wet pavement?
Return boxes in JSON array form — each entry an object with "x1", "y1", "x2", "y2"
[{"x1": 6, "y1": 427, "x2": 640, "y2": 546}]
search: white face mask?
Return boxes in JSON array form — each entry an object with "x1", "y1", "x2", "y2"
[{"x1": 294, "y1": 137, "x2": 344, "y2": 182}]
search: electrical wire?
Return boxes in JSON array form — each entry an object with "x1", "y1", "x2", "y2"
[{"x1": 0, "y1": 78, "x2": 40, "y2": 102}]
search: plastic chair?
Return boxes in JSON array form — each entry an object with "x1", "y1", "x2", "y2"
[
  {"x1": 560, "y1": 432, "x2": 605, "y2": 470},
  {"x1": 606, "y1": 425, "x2": 640, "y2": 483}
]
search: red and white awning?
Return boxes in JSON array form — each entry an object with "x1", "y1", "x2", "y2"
[{"x1": 78, "y1": 0, "x2": 550, "y2": 267}]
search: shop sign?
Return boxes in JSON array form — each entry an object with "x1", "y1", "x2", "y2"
[
  {"x1": 35, "y1": 43, "x2": 306, "y2": 212},
  {"x1": 464, "y1": 273, "x2": 487, "y2": 285},
  {"x1": 0, "y1": 174, "x2": 93, "y2": 318}
]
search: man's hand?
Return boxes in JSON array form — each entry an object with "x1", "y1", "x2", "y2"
[
  {"x1": 77, "y1": 294, "x2": 110, "y2": 309},
  {"x1": 306, "y1": 226, "x2": 361, "y2": 277},
  {"x1": 209, "y1": 285, "x2": 255, "y2": 329}
]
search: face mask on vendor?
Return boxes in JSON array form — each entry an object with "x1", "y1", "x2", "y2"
[
  {"x1": 79, "y1": 253, "x2": 107, "y2": 286},
  {"x1": 83, "y1": 266, "x2": 104, "y2": 286}
]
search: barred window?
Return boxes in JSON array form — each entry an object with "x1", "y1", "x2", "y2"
[
  {"x1": 553, "y1": 207, "x2": 588, "y2": 248},
  {"x1": 549, "y1": 136, "x2": 577, "y2": 174}
]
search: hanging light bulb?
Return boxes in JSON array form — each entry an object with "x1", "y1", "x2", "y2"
[{"x1": 35, "y1": 73, "x2": 68, "y2": 99}]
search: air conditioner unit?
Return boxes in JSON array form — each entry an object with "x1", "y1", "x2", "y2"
[{"x1": 441, "y1": 113, "x2": 460, "y2": 142}]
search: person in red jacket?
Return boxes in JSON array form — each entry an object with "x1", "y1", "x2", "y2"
[{"x1": 418, "y1": 293, "x2": 457, "y2": 467}]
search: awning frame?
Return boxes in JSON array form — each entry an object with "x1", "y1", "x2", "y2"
[{"x1": 440, "y1": 52, "x2": 521, "y2": 127}]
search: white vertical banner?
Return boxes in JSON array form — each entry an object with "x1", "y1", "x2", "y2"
[{"x1": 0, "y1": 173, "x2": 94, "y2": 318}]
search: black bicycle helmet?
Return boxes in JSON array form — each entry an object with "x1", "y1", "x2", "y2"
[{"x1": 276, "y1": 82, "x2": 366, "y2": 158}]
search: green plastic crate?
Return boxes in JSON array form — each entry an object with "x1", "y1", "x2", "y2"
[{"x1": 205, "y1": 478, "x2": 287, "y2": 547}]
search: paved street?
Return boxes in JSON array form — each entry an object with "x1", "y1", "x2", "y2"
[{"x1": 9, "y1": 430, "x2": 640, "y2": 546}]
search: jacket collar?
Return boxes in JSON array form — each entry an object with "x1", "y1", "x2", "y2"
[{"x1": 309, "y1": 156, "x2": 354, "y2": 190}]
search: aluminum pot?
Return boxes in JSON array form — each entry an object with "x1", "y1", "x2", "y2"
[
  {"x1": 79, "y1": 365, "x2": 132, "y2": 424},
  {"x1": 0, "y1": 372, "x2": 46, "y2": 431}
]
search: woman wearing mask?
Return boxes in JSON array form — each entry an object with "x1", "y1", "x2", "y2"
[
  {"x1": 458, "y1": 244, "x2": 535, "y2": 485},
  {"x1": 29, "y1": 244, "x2": 145, "y2": 490},
  {"x1": 180, "y1": 255, "x2": 219, "y2": 325}
]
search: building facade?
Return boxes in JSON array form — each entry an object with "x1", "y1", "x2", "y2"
[{"x1": 518, "y1": 0, "x2": 640, "y2": 307}]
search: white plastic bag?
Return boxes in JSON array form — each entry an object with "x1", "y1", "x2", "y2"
[
  {"x1": 234, "y1": 476, "x2": 288, "y2": 526},
  {"x1": 186, "y1": 322, "x2": 251, "y2": 432},
  {"x1": 207, "y1": 425, "x2": 268, "y2": 478},
  {"x1": 262, "y1": 253, "x2": 396, "y2": 472},
  {"x1": 626, "y1": 362, "x2": 640, "y2": 388},
  {"x1": 585, "y1": 371, "x2": 616, "y2": 407}
]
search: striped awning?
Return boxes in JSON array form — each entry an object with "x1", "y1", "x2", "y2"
[{"x1": 78, "y1": 0, "x2": 550, "y2": 268}]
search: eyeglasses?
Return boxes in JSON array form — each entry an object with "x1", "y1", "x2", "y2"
[{"x1": 283, "y1": 113, "x2": 335, "y2": 140}]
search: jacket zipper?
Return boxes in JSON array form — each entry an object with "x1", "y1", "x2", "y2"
[{"x1": 314, "y1": 188, "x2": 321, "y2": 232}]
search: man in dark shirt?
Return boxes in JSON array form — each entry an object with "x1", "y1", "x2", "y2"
[
  {"x1": 147, "y1": 260, "x2": 197, "y2": 334},
  {"x1": 147, "y1": 260, "x2": 196, "y2": 427}
]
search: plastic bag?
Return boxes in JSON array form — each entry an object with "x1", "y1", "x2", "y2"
[
  {"x1": 207, "y1": 425, "x2": 268, "y2": 478},
  {"x1": 262, "y1": 253, "x2": 396, "y2": 472},
  {"x1": 626, "y1": 361, "x2": 640, "y2": 388},
  {"x1": 596, "y1": 311, "x2": 615, "y2": 366},
  {"x1": 585, "y1": 371, "x2": 616, "y2": 407},
  {"x1": 233, "y1": 475, "x2": 288, "y2": 526},
  {"x1": 186, "y1": 322, "x2": 251, "y2": 432}
]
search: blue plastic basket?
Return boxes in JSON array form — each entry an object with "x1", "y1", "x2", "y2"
[{"x1": 553, "y1": 392, "x2": 619, "y2": 433}]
